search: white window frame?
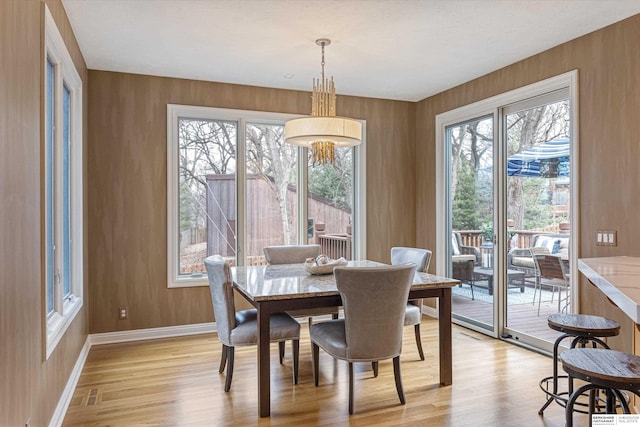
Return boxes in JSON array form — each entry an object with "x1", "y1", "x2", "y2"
[
  {"x1": 167, "y1": 104, "x2": 366, "y2": 288},
  {"x1": 44, "y1": 6, "x2": 83, "y2": 359}
]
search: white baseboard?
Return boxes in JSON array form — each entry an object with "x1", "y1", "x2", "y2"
[
  {"x1": 90, "y1": 322, "x2": 216, "y2": 346},
  {"x1": 48, "y1": 337, "x2": 91, "y2": 427},
  {"x1": 421, "y1": 304, "x2": 439, "y2": 318}
]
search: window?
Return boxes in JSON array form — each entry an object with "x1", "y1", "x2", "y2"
[
  {"x1": 167, "y1": 105, "x2": 366, "y2": 287},
  {"x1": 44, "y1": 7, "x2": 83, "y2": 358}
]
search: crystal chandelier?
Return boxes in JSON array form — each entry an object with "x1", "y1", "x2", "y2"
[{"x1": 284, "y1": 38, "x2": 362, "y2": 166}]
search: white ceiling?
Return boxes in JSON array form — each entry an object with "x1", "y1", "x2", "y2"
[{"x1": 62, "y1": 0, "x2": 640, "y2": 102}]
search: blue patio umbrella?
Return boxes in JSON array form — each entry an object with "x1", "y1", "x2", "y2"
[{"x1": 507, "y1": 137, "x2": 570, "y2": 178}]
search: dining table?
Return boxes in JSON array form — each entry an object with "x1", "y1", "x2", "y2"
[{"x1": 231, "y1": 259, "x2": 460, "y2": 417}]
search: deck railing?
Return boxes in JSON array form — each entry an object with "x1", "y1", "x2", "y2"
[
  {"x1": 318, "y1": 234, "x2": 352, "y2": 260},
  {"x1": 456, "y1": 223, "x2": 569, "y2": 250}
]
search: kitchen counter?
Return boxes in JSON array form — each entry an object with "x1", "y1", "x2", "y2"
[{"x1": 578, "y1": 256, "x2": 640, "y2": 323}]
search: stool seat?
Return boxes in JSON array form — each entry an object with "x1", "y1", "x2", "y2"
[
  {"x1": 547, "y1": 314, "x2": 620, "y2": 337},
  {"x1": 561, "y1": 348, "x2": 640, "y2": 387},
  {"x1": 561, "y1": 348, "x2": 640, "y2": 427}
]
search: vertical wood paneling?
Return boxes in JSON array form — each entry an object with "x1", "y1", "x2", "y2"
[
  {"x1": 88, "y1": 73, "x2": 415, "y2": 333},
  {"x1": 0, "y1": 2, "x2": 41, "y2": 424},
  {"x1": 416, "y1": 14, "x2": 640, "y2": 335},
  {"x1": 0, "y1": 1, "x2": 88, "y2": 425}
]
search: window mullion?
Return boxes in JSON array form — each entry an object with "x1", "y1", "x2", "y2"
[{"x1": 237, "y1": 119, "x2": 246, "y2": 266}]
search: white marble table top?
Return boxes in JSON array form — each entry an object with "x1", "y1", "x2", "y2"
[
  {"x1": 232, "y1": 260, "x2": 460, "y2": 302},
  {"x1": 578, "y1": 256, "x2": 640, "y2": 323}
]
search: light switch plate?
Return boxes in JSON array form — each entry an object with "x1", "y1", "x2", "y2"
[{"x1": 596, "y1": 230, "x2": 617, "y2": 246}]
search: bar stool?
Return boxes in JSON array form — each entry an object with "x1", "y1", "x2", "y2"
[
  {"x1": 538, "y1": 313, "x2": 620, "y2": 415},
  {"x1": 561, "y1": 348, "x2": 640, "y2": 427}
]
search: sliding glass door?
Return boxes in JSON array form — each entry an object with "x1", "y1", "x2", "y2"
[{"x1": 438, "y1": 72, "x2": 577, "y2": 351}]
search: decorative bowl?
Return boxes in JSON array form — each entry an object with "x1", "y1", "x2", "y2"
[{"x1": 304, "y1": 256, "x2": 348, "y2": 275}]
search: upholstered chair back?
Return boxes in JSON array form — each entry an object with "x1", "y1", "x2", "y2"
[
  {"x1": 390, "y1": 247, "x2": 431, "y2": 272},
  {"x1": 334, "y1": 265, "x2": 415, "y2": 361},
  {"x1": 204, "y1": 255, "x2": 236, "y2": 346},
  {"x1": 263, "y1": 244, "x2": 321, "y2": 265}
]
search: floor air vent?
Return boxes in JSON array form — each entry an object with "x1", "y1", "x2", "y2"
[{"x1": 86, "y1": 388, "x2": 100, "y2": 406}]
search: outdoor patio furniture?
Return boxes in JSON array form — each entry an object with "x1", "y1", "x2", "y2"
[
  {"x1": 451, "y1": 232, "x2": 480, "y2": 296},
  {"x1": 508, "y1": 233, "x2": 570, "y2": 291},
  {"x1": 534, "y1": 254, "x2": 570, "y2": 315}
]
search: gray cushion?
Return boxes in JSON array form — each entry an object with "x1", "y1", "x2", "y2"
[
  {"x1": 309, "y1": 319, "x2": 347, "y2": 359},
  {"x1": 452, "y1": 254, "x2": 476, "y2": 263},
  {"x1": 404, "y1": 303, "x2": 421, "y2": 326},
  {"x1": 511, "y1": 256, "x2": 536, "y2": 269},
  {"x1": 231, "y1": 309, "x2": 301, "y2": 346}
]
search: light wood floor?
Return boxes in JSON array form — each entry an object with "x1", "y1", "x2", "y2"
[{"x1": 63, "y1": 318, "x2": 590, "y2": 426}]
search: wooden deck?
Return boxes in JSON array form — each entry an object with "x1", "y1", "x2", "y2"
[{"x1": 452, "y1": 289, "x2": 568, "y2": 343}]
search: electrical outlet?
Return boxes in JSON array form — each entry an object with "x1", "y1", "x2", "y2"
[{"x1": 119, "y1": 306, "x2": 128, "y2": 320}]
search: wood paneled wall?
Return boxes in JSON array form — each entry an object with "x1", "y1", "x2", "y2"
[
  {"x1": 87, "y1": 72, "x2": 415, "y2": 333},
  {"x1": 0, "y1": 0, "x2": 89, "y2": 425},
  {"x1": 416, "y1": 14, "x2": 640, "y2": 350}
]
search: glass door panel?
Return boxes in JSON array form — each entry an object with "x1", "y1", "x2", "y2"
[
  {"x1": 447, "y1": 116, "x2": 495, "y2": 331},
  {"x1": 504, "y1": 97, "x2": 571, "y2": 344}
]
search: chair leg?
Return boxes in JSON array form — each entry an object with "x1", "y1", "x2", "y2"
[
  {"x1": 292, "y1": 339, "x2": 299, "y2": 385},
  {"x1": 372, "y1": 361, "x2": 378, "y2": 377},
  {"x1": 312, "y1": 342, "x2": 320, "y2": 387},
  {"x1": 308, "y1": 317, "x2": 313, "y2": 328},
  {"x1": 279, "y1": 341, "x2": 285, "y2": 364},
  {"x1": 224, "y1": 346, "x2": 235, "y2": 392},
  {"x1": 348, "y1": 362, "x2": 354, "y2": 415},
  {"x1": 219, "y1": 344, "x2": 228, "y2": 373},
  {"x1": 414, "y1": 324, "x2": 425, "y2": 361},
  {"x1": 393, "y1": 356, "x2": 406, "y2": 405}
]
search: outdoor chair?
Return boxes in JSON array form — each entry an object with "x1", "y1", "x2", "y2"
[
  {"x1": 204, "y1": 255, "x2": 300, "y2": 391},
  {"x1": 534, "y1": 254, "x2": 570, "y2": 315},
  {"x1": 390, "y1": 247, "x2": 432, "y2": 360},
  {"x1": 451, "y1": 232, "x2": 480, "y2": 297},
  {"x1": 508, "y1": 233, "x2": 570, "y2": 297},
  {"x1": 310, "y1": 264, "x2": 416, "y2": 414},
  {"x1": 263, "y1": 245, "x2": 340, "y2": 327}
]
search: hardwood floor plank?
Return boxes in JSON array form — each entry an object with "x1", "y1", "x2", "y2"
[{"x1": 63, "y1": 318, "x2": 590, "y2": 426}]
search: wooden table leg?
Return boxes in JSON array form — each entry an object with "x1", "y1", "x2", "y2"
[
  {"x1": 438, "y1": 288, "x2": 453, "y2": 386},
  {"x1": 257, "y1": 302, "x2": 271, "y2": 417}
]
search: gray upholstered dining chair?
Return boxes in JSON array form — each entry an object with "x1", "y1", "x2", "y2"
[
  {"x1": 391, "y1": 247, "x2": 432, "y2": 361},
  {"x1": 310, "y1": 264, "x2": 416, "y2": 414},
  {"x1": 263, "y1": 244, "x2": 321, "y2": 265},
  {"x1": 264, "y1": 244, "x2": 340, "y2": 327},
  {"x1": 204, "y1": 255, "x2": 300, "y2": 392}
]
